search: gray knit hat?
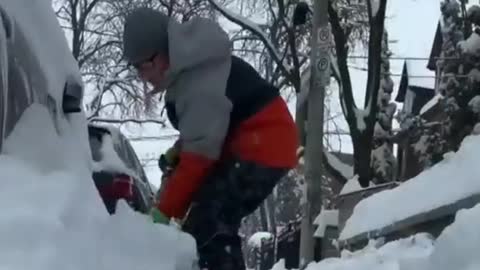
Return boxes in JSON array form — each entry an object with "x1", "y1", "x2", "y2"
[{"x1": 122, "y1": 7, "x2": 170, "y2": 65}]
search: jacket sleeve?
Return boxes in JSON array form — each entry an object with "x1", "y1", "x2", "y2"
[
  {"x1": 157, "y1": 88, "x2": 232, "y2": 218},
  {"x1": 157, "y1": 18, "x2": 233, "y2": 219}
]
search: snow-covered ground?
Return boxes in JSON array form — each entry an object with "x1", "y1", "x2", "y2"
[
  {"x1": 341, "y1": 133, "x2": 480, "y2": 240},
  {"x1": 0, "y1": 102, "x2": 197, "y2": 270},
  {"x1": 0, "y1": 0, "x2": 198, "y2": 269},
  {"x1": 272, "y1": 203, "x2": 480, "y2": 270},
  {"x1": 305, "y1": 233, "x2": 434, "y2": 270},
  {"x1": 270, "y1": 233, "x2": 435, "y2": 270},
  {"x1": 424, "y1": 203, "x2": 480, "y2": 270}
]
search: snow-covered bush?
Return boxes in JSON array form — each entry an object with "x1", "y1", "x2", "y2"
[
  {"x1": 396, "y1": 1, "x2": 480, "y2": 171},
  {"x1": 371, "y1": 31, "x2": 397, "y2": 184}
]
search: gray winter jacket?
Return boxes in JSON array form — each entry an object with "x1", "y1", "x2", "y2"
[{"x1": 162, "y1": 17, "x2": 233, "y2": 160}]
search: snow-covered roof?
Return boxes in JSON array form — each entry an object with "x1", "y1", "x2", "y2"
[
  {"x1": 339, "y1": 176, "x2": 363, "y2": 195},
  {"x1": 420, "y1": 93, "x2": 444, "y2": 115},
  {"x1": 390, "y1": 0, "x2": 439, "y2": 98},
  {"x1": 404, "y1": 60, "x2": 436, "y2": 90},
  {"x1": 340, "y1": 133, "x2": 480, "y2": 240},
  {"x1": 325, "y1": 152, "x2": 354, "y2": 180},
  {"x1": 313, "y1": 209, "x2": 339, "y2": 238},
  {"x1": 396, "y1": 61, "x2": 436, "y2": 105}
]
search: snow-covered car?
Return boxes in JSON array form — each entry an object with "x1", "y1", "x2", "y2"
[
  {"x1": 88, "y1": 123, "x2": 155, "y2": 214},
  {"x1": 0, "y1": 2, "x2": 198, "y2": 269},
  {"x1": 0, "y1": 3, "x2": 84, "y2": 155}
]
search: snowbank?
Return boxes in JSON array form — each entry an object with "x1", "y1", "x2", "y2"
[
  {"x1": 0, "y1": 0, "x2": 198, "y2": 268},
  {"x1": 0, "y1": 155, "x2": 197, "y2": 270},
  {"x1": 271, "y1": 203, "x2": 480, "y2": 270},
  {"x1": 270, "y1": 233, "x2": 434, "y2": 270},
  {"x1": 340, "y1": 134, "x2": 480, "y2": 240},
  {"x1": 423, "y1": 203, "x2": 480, "y2": 270},
  {"x1": 0, "y1": 105, "x2": 197, "y2": 270},
  {"x1": 248, "y1": 232, "x2": 273, "y2": 248}
]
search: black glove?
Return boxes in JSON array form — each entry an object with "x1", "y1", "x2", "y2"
[{"x1": 158, "y1": 142, "x2": 180, "y2": 173}]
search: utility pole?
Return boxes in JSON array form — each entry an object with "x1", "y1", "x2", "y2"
[{"x1": 299, "y1": 0, "x2": 330, "y2": 267}]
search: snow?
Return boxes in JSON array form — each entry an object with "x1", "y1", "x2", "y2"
[
  {"x1": 325, "y1": 152, "x2": 354, "y2": 180},
  {"x1": 405, "y1": 59, "x2": 435, "y2": 90},
  {"x1": 340, "y1": 133, "x2": 480, "y2": 240},
  {"x1": 92, "y1": 132, "x2": 138, "y2": 177},
  {"x1": 248, "y1": 232, "x2": 273, "y2": 248},
  {"x1": 459, "y1": 31, "x2": 480, "y2": 55},
  {"x1": 420, "y1": 93, "x2": 443, "y2": 115},
  {"x1": 271, "y1": 259, "x2": 289, "y2": 270},
  {"x1": 272, "y1": 203, "x2": 480, "y2": 270},
  {"x1": 423, "y1": 203, "x2": 480, "y2": 270},
  {"x1": 1, "y1": 0, "x2": 83, "y2": 109},
  {"x1": 0, "y1": 104, "x2": 197, "y2": 270},
  {"x1": 473, "y1": 123, "x2": 480, "y2": 135},
  {"x1": 340, "y1": 176, "x2": 363, "y2": 195},
  {"x1": 269, "y1": 233, "x2": 434, "y2": 270},
  {"x1": 313, "y1": 209, "x2": 339, "y2": 237},
  {"x1": 0, "y1": 1, "x2": 198, "y2": 269}
]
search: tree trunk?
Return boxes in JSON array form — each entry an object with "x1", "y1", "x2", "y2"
[
  {"x1": 328, "y1": 0, "x2": 388, "y2": 188},
  {"x1": 352, "y1": 131, "x2": 373, "y2": 187},
  {"x1": 296, "y1": 103, "x2": 308, "y2": 146}
]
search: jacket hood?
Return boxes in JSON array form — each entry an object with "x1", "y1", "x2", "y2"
[{"x1": 156, "y1": 17, "x2": 232, "y2": 91}]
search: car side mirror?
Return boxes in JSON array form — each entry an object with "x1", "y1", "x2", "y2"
[{"x1": 62, "y1": 75, "x2": 83, "y2": 114}]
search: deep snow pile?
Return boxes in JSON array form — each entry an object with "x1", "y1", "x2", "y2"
[
  {"x1": 270, "y1": 233, "x2": 434, "y2": 270},
  {"x1": 421, "y1": 203, "x2": 480, "y2": 270},
  {"x1": 341, "y1": 133, "x2": 480, "y2": 240},
  {"x1": 0, "y1": 104, "x2": 197, "y2": 270},
  {"x1": 270, "y1": 202, "x2": 480, "y2": 270},
  {"x1": 0, "y1": 0, "x2": 197, "y2": 268}
]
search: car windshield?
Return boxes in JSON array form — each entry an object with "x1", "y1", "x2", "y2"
[
  {"x1": 88, "y1": 126, "x2": 149, "y2": 186},
  {"x1": 113, "y1": 135, "x2": 149, "y2": 184}
]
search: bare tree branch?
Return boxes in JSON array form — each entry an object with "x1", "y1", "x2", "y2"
[{"x1": 206, "y1": 0, "x2": 297, "y2": 88}]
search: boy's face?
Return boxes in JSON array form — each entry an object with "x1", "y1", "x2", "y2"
[{"x1": 134, "y1": 54, "x2": 170, "y2": 89}]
